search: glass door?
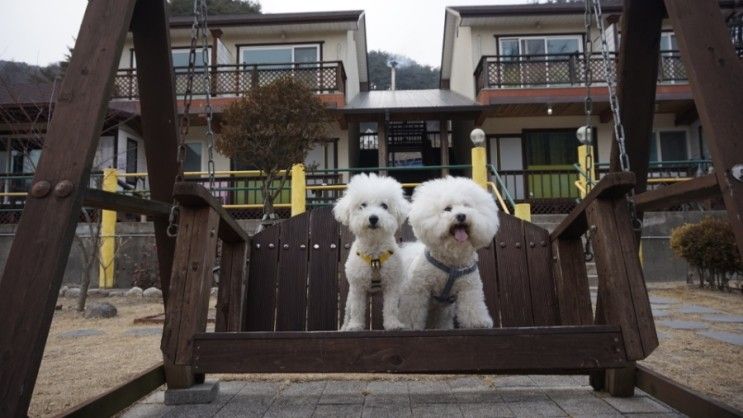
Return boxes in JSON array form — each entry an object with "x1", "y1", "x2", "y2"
[{"x1": 520, "y1": 38, "x2": 547, "y2": 86}]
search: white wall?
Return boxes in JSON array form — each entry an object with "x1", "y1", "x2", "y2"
[{"x1": 450, "y1": 25, "x2": 475, "y2": 99}]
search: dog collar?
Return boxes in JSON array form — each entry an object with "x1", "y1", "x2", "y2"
[
  {"x1": 356, "y1": 250, "x2": 395, "y2": 271},
  {"x1": 425, "y1": 251, "x2": 478, "y2": 304}
]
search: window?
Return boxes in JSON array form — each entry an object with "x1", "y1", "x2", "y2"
[
  {"x1": 184, "y1": 143, "x2": 202, "y2": 172},
  {"x1": 659, "y1": 32, "x2": 684, "y2": 82},
  {"x1": 172, "y1": 47, "x2": 211, "y2": 71},
  {"x1": 499, "y1": 36, "x2": 581, "y2": 56},
  {"x1": 649, "y1": 130, "x2": 688, "y2": 162},
  {"x1": 524, "y1": 130, "x2": 578, "y2": 168},
  {"x1": 126, "y1": 138, "x2": 138, "y2": 185},
  {"x1": 498, "y1": 36, "x2": 582, "y2": 86},
  {"x1": 239, "y1": 44, "x2": 319, "y2": 67}
]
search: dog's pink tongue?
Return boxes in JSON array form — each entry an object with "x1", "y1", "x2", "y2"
[{"x1": 454, "y1": 227, "x2": 469, "y2": 242}]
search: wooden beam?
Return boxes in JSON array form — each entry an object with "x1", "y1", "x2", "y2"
[
  {"x1": 549, "y1": 172, "x2": 636, "y2": 241},
  {"x1": 377, "y1": 119, "x2": 387, "y2": 175},
  {"x1": 0, "y1": 2, "x2": 138, "y2": 416},
  {"x1": 636, "y1": 365, "x2": 743, "y2": 418},
  {"x1": 674, "y1": 104, "x2": 698, "y2": 126},
  {"x1": 131, "y1": 0, "x2": 180, "y2": 304},
  {"x1": 552, "y1": 238, "x2": 593, "y2": 326},
  {"x1": 83, "y1": 188, "x2": 171, "y2": 217},
  {"x1": 665, "y1": 0, "x2": 743, "y2": 258},
  {"x1": 215, "y1": 241, "x2": 248, "y2": 332},
  {"x1": 440, "y1": 118, "x2": 450, "y2": 176},
  {"x1": 54, "y1": 364, "x2": 165, "y2": 418},
  {"x1": 635, "y1": 174, "x2": 720, "y2": 212},
  {"x1": 192, "y1": 326, "x2": 629, "y2": 374},
  {"x1": 609, "y1": 0, "x2": 665, "y2": 201},
  {"x1": 161, "y1": 206, "x2": 220, "y2": 388},
  {"x1": 172, "y1": 182, "x2": 250, "y2": 243}
]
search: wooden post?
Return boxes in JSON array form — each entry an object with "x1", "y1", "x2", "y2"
[
  {"x1": 290, "y1": 163, "x2": 306, "y2": 216},
  {"x1": 215, "y1": 241, "x2": 248, "y2": 332},
  {"x1": 664, "y1": 0, "x2": 743, "y2": 259},
  {"x1": 378, "y1": 119, "x2": 388, "y2": 175},
  {"x1": 440, "y1": 118, "x2": 450, "y2": 176},
  {"x1": 161, "y1": 206, "x2": 220, "y2": 388},
  {"x1": 131, "y1": 0, "x2": 181, "y2": 304},
  {"x1": 0, "y1": 2, "x2": 137, "y2": 416}
]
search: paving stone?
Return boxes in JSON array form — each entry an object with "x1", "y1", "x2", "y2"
[
  {"x1": 508, "y1": 399, "x2": 567, "y2": 416},
  {"x1": 603, "y1": 396, "x2": 672, "y2": 413},
  {"x1": 143, "y1": 287, "x2": 163, "y2": 299},
  {"x1": 126, "y1": 287, "x2": 143, "y2": 298},
  {"x1": 459, "y1": 402, "x2": 513, "y2": 417},
  {"x1": 120, "y1": 403, "x2": 169, "y2": 418},
  {"x1": 412, "y1": 403, "x2": 463, "y2": 417},
  {"x1": 652, "y1": 309, "x2": 671, "y2": 318},
  {"x1": 527, "y1": 375, "x2": 584, "y2": 387},
  {"x1": 498, "y1": 389, "x2": 550, "y2": 402},
  {"x1": 546, "y1": 390, "x2": 621, "y2": 416},
  {"x1": 313, "y1": 403, "x2": 363, "y2": 417},
  {"x1": 162, "y1": 403, "x2": 222, "y2": 418},
  {"x1": 140, "y1": 389, "x2": 164, "y2": 404},
  {"x1": 366, "y1": 380, "x2": 408, "y2": 395},
  {"x1": 657, "y1": 331, "x2": 671, "y2": 341},
  {"x1": 319, "y1": 380, "x2": 366, "y2": 404},
  {"x1": 164, "y1": 381, "x2": 219, "y2": 405},
  {"x1": 409, "y1": 380, "x2": 456, "y2": 404},
  {"x1": 452, "y1": 390, "x2": 502, "y2": 404},
  {"x1": 447, "y1": 376, "x2": 489, "y2": 391},
  {"x1": 264, "y1": 400, "x2": 316, "y2": 418},
  {"x1": 217, "y1": 383, "x2": 276, "y2": 418},
  {"x1": 362, "y1": 403, "x2": 412, "y2": 418},
  {"x1": 58, "y1": 328, "x2": 104, "y2": 338},
  {"x1": 656, "y1": 320, "x2": 708, "y2": 330},
  {"x1": 365, "y1": 393, "x2": 411, "y2": 406},
  {"x1": 122, "y1": 327, "x2": 161, "y2": 337},
  {"x1": 678, "y1": 304, "x2": 719, "y2": 314},
  {"x1": 701, "y1": 314, "x2": 743, "y2": 323},
  {"x1": 491, "y1": 375, "x2": 536, "y2": 388},
  {"x1": 649, "y1": 296, "x2": 677, "y2": 305},
  {"x1": 697, "y1": 330, "x2": 743, "y2": 346}
]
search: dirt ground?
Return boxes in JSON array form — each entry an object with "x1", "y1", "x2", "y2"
[{"x1": 29, "y1": 285, "x2": 743, "y2": 417}]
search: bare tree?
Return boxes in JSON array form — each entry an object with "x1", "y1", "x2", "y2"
[{"x1": 218, "y1": 77, "x2": 332, "y2": 223}]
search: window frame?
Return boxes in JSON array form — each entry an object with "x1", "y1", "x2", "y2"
[{"x1": 236, "y1": 42, "x2": 323, "y2": 67}]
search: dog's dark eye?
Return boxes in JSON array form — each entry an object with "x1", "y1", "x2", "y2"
[
  {"x1": 444, "y1": 206, "x2": 452, "y2": 212},
  {"x1": 360, "y1": 203, "x2": 367, "y2": 208},
  {"x1": 380, "y1": 203, "x2": 388, "y2": 210}
]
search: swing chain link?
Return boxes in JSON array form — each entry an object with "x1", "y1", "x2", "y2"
[
  {"x1": 167, "y1": 0, "x2": 210, "y2": 238},
  {"x1": 197, "y1": 0, "x2": 217, "y2": 191},
  {"x1": 590, "y1": 0, "x2": 642, "y2": 232},
  {"x1": 584, "y1": 225, "x2": 596, "y2": 262},
  {"x1": 583, "y1": 0, "x2": 594, "y2": 189}
]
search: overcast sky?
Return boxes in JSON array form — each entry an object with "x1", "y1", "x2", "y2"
[{"x1": 0, "y1": 0, "x2": 528, "y2": 68}]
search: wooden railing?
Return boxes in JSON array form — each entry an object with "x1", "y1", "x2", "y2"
[{"x1": 112, "y1": 61, "x2": 347, "y2": 100}]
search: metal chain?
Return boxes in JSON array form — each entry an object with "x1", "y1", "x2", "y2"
[
  {"x1": 167, "y1": 0, "x2": 210, "y2": 237},
  {"x1": 583, "y1": 0, "x2": 594, "y2": 189},
  {"x1": 590, "y1": 0, "x2": 642, "y2": 231},
  {"x1": 197, "y1": 0, "x2": 216, "y2": 190}
]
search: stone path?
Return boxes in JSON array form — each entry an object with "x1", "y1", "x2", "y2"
[
  {"x1": 648, "y1": 297, "x2": 743, "y2": 346},
  {"x1": 122, "y1": 376, "x2": 683, "y2": 418}
]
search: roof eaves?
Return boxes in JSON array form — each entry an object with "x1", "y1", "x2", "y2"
[{"x1": 169, "y1": 10, "x2": 365, "y2": 28}]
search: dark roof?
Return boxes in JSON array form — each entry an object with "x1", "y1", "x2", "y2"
[
  {"x1": 449, "y1": 1, "x2": 622, "y2": 18},
  {"x1": 344, "y1": 89, "x2": 481, "y2": 113},
  {"x1": 0, "y1": 82, "x2": 56, "y2": 106},
  {"x1": 170, "y1": 10, "x2": 364, "y2": 28},
  {"x1": 449, "y1": 0, "x2": 738, "y2": 18}
]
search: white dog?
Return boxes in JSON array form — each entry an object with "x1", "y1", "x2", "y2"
[
  {"x1": 333, "y1": 173, "x2": 410, "y2": 331},
  {"x1": 399, "y1": 177, "x2": 499, "y2": 330}
]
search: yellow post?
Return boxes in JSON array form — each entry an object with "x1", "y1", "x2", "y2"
[
  {"x1": 98, "y1": 168, "x2": 117, "y2": 288},
  {"x1": 290, "y1": 163, "x2": 306, "y2": 216},
  {"x1": 515, "y1": 203, "x2": 532, "y2": 222},
  {"x1": 471, "y1": 146, "x2": 488, "y2": 189},
  {"x1": 577, "y1": 144, "x2": 596, "y2": 199}
]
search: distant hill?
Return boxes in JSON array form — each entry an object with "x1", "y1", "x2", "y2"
[
  {"x1": 0, "y1": 60, "x2": 62, "y2": 85},
  {"x1": 368, "y1": 51, "x2": 440, "y2": 90}
]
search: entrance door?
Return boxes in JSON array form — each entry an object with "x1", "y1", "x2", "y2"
[
  {"x1": 524, "y1": 130, "x2": 580, "y2": 199},
  {"x1": 489, "y1": 136, "x2": 525, "y2": 200}
]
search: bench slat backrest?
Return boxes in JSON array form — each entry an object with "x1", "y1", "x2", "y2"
[{"x1": 243, "y1": 209, "x2": 561, "y2": 331}]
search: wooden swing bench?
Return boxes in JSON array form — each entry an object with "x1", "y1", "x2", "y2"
[{"x1": 163, "y1": 171, "x2": 656, "y2": 393}]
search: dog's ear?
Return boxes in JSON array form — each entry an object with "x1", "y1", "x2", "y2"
[
  {"x1": 393, "y1": 194, "x2": 411, "y2": 226},
  {"x1": 332, "y1": 193, "x2": 352, "y2": 226}
]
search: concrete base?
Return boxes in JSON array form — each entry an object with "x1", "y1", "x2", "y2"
[{"x1": 164, "y1": 381, "x2": 220, "y2": 405}]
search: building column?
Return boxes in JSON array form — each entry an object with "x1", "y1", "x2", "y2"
[
  {"x1": 377, "y1": 119, "x2": 387, "y2": 175},
  {"x1": 440, "y1": 118, "x2": 450, "y2": 177}
]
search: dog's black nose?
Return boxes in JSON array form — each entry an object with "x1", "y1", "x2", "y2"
[
  {"x1": 456, "y1": 213, "x2": 466, "y2": 223},
  {"x1": 369, "y1": 215, "x2": 379, "y2": 225}
]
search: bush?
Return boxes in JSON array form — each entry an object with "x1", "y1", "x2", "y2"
[{"x1": 670, "y1": 217, "x2": 742, "y2": 291}]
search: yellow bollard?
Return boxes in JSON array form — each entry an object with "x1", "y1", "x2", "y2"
[
  {"x1": 514, "y1": 203, "x2": 531, "y2": 222},
  {"x1": 471, "y1": 146, "x2": 488, "y2": 189},
  {"x1": 98, "y1": 168, "x2": 117, "y2": 288},
  {"x1": 290, "y1": 163, "x2": 306, "y2": 217},
  {"x1": 577, "y1": 144, "x2": 596, "y2": 199}
]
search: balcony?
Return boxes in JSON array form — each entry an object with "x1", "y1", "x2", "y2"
[
  {"x1": 474, "y1": 51, "x2": 699, "y2": 96},
  {"x1": 111, "y1": 61, "x2": 347, "y2": 100}
]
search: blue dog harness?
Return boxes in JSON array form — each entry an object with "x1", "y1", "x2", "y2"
[{"x1": 425, "y1": 251, "x2": 478, "y2": 304}]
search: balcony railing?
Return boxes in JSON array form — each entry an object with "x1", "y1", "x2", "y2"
[
  {"x1": 473, "y1": 51, "x2": 694, "y2": 95},
  {"x1": 112, "y1": 61, "x2": 347, "y2": 100}
]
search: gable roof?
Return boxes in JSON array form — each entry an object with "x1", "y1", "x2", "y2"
[
  {"x1": 344, "y1": 89, "x2": 481, "y2": 113},
  {"x1": 169, "y1": 10, "x2": 365, "y2": 28}
]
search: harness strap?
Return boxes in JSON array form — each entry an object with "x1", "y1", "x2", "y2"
[
  {"x1": 425, "y1": 251, "x2": 478, "y2": 304},
  {"x1": 357, "y1": 250, "x2": 395, "y2": 293}
]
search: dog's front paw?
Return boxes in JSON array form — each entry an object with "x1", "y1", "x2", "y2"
[
  {"x1": 460, "y1": 316, "x2": 493, "y2": 329},
  {"x1": 383, "y1": 319, "x2": 407, "y2": 331},
  {"x1": 341, "y1": 322, "x2": 365, "y2": 331}
]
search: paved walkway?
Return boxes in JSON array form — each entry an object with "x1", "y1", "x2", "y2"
[{"x1": 121, "y1": 375, "x2": 683, "y2": 417}]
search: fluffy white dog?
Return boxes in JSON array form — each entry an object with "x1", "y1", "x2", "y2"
[
  {"x1": 399, "y1": 177, "x2": 499, "y2": 330},
  {"x1": 333, "y1": 173, "x2": 410, "y2": 331}
]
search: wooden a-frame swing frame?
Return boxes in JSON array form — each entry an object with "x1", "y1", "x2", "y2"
[{"x1": 0, "y1": 1, "x2": 742, "y2": 417}]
